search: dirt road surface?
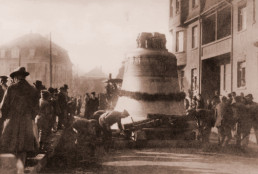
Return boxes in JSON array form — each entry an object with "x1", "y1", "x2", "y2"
[{"x1": 44, "y1": 144, "x2": 255, "y2": 174}]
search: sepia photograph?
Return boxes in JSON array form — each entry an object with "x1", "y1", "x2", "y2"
[{"x1": 0, "y1": 0, "x2": 258, "y2": 173}]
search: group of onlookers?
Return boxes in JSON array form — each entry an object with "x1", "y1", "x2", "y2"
[
  {"x1": 185, "y1": 90, "x2": 258, "y2": 148},
  {"x1": 0, "y1": 67, "x2": 83, "y2": 167},
  {"x1": 84, "y1": 92, "x2": 99, "y2": 119}
]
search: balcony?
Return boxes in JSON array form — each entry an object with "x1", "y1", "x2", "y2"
[
  {"x1": 201, "y1": 36, "x2": 231, "y2": 60},
  {"x1": 175, "y1": 52, "x2": 187, "y2": 66}
]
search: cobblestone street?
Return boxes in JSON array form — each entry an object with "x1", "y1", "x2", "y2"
[
  {"x1": 42, "y1": 144, "x2": 258, "y2": 174},
  {"x1": 41, "y1": 131, "x2": 258, "y2": 174},
  {"x1": 99, "y1": 147, "x2": 258, "y2": 174}
]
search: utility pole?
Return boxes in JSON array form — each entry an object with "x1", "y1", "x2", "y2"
[
  {"x1": 18, "y1": 50, "x2": 21, "y2": 66},
  {"x1": 50, "y1": 33, "x2": 53, "y2": 87}
]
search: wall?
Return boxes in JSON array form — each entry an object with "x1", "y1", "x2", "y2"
[{"x1": 232, "y1": 0, "x2": 258, "y2": 101}]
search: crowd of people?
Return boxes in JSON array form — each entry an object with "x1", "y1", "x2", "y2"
[
  {"x1": 0, "y1": 67, "x2": 84, "y2": 166},
  {"x1": 0, "y1": 66, "x2": 129, "y2": 168},
  {"x1": 185, "y1": 90, "x2": 258, "y2": 148},
  {"x1": 2, "y1": 66, "x2": 258, "y2": 170}
]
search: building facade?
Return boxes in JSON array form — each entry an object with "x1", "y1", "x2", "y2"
[
  {"x1": 0, "y1": 33, "x2": 73, "y2": 88},
  {"x1": 169, "y1": 0, "x2": 258, "y2": 101}
]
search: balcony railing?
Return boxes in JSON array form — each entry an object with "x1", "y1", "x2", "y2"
[{"x1": 201, "y1": 36, "x2": 231, "y2": 59}]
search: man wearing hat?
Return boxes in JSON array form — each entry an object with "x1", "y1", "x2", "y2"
[
  {"x1": 57, "y1": 87, "x2": 68, "y2": 129},
  {"x1": 33, "y1": 80, "x2": 46, "y2": 99},
  {"x1": 33, "y1": 80, "x2": 45, "y2": 90},
  {"x1": 36, "y1": 90, "x2": 53, "y2": 152},
  {"x1": 0, "y1": 67, "x2": 38, "y2": 166},
  {"x1": 84, "y1": 93, "x2": 91, "y2": 118},
  {"x1": 243, "y1": 94, "x2": 258, "y2": 147},
  {"x1": 48, "y1": 87, "x2": 61, "y2": 132},
  {"x1": 63, "y1": 84, "x2": 69, "y2": 102},
  {"x1": 0, "y1": 76, "x2": 8, "y2": 103},
  {"x1": 89, "y1": 92, "x2": 99, "y2": 119},
  {"x1": 99, "y1": 109, "x2": 130, "y2": 151}
]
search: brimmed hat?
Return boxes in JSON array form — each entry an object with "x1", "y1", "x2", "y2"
[
  {"x1": 245, "y1": 94, "x2": 253, "y2": 100},
  {"x1": 64, "y1": 84, "x2": 69, "y2": 89},
  {"x1": 41, "y1": 90, "x2": 50, "y2": 98},
  {"x1": 10, "y1": 67, "x2": 29, "y2": 79},
  {"x1": 59, "y1": 86, "x2": 65, "y2": 91},
  {"x1": 48, "y1": 87, "x2": 55, "y2": 94},
  {"x1": 0, "y1": 76, "x2": 8, "y2": 81},
  {"x1": 33, "y1": 80, "x2": 43, "y2": 87},
  {"x1": 54, "y1": 88, "x2": 58, "y2": 93},
  {"x1": 33, "y1": 80, "x2": 46, "y2": 90}
]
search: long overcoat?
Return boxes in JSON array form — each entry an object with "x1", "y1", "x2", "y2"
[
  {"x1": 0, "y1": 79, "x2": 38, "y2": 153},
  {"x1": 215, "y1": 102, "x2": 233, "y2": 128}
]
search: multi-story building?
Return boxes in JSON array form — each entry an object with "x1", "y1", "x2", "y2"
[
  {"x1": 0, "y1": 33, "x2": 73, "y2": 88},
  {"x1": 169, "y1": 0, "x2": 258, "y2": 101}
]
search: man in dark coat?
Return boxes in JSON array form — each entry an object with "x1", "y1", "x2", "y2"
[
  {"x1": 48, "y1": 87, "x2": 61, "y2": 132},
  {"x1": 63, "y1": 84, "x2": 69, "y2": 102},
  {"x1": 33, "y1": 80, "x2": 46, "y2": 99},
  {"x1": 57, "y1": 87, "x2": 68, "y2": 129},
  {"x1": 0, "y1": 67, "x2": 38, "y2": 166},
  {"x1": 196, "y1": 94, "x2": 205, "y2": 109},
  {"x1": 84, "y1": 93, "x2": 90, "y2": 118},
  {"x1": 90, "y1": 92, "x2": 99, "y2": 119},
  {"x1": 231, "y1": 96, "x2": 249, "y2": 147}
]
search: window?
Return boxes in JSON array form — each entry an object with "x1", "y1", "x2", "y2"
[
  {"x1": 176, "y1": 0, "x2": 180, "y2": 14},
  {"x1": 192, "y1": 26, "x2": 198, "y2": 48},
  {"x1": 192, "y1": 0, "x2": 198, "y2": 8},
  {"x1": 0, "y1": 50, "x2": 5, "y2": 58},
  {"x1": 170, "y1": 0, "x2": 173, "y2": 17},
  {"x1": 202, "y1": 6, "x2": 231, "y2": 45},
  {"x1": 11, "y1": 48, "x2": 19, "y2": 58},
  {"x1": 237, "y1": 61, "x2": 246, "y2": 87},
  {"x1": 238, "y1": 3, "x2": 247, "y2": 31},
  {"x1": 202, "y1": 14, "x2": 216, "y2": 45},
  {"x1": 178, "y1": 70, "x2": 184, "y2": 91},
  {"x1": 217, "y1": 6, "x2": 231, "y2": 39},
  {"x1": 191, "y1": 68, "x2": 198, "y2": 91},
  {"x1": 176, "y1": 31, "x2": 184, "y2": 52}
]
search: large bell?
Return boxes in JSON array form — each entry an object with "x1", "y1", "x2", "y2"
[{"x1": 115, "y1": 32, "x2": 185, "y2": 123}]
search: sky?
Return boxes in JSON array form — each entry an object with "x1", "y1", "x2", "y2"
[{"x1": 0, "y1": 0, "x2": 172, "y2": 76}]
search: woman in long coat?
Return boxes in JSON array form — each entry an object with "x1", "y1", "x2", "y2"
[{"x1": 0, "y1": 67, "x2": 38, "y2": 165}]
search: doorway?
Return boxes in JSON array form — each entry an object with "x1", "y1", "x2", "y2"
[{"x1": 201, "y1": 53, "x2": 231, "y2": 101}]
